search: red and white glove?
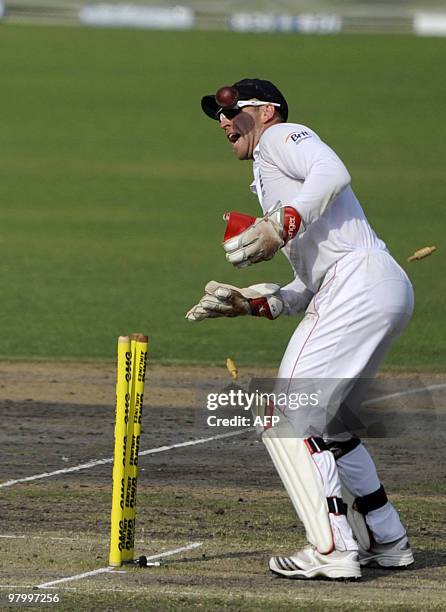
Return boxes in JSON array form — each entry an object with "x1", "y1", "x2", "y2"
[
  {"x1": 185, "y1": 281, "x2": 284, "y2": 322},
  {"x1": 222, "y1": 205, "x2": 301, "y2": 268}
]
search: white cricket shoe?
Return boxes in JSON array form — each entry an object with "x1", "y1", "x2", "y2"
[
  {"x1": 359, "y1": 535, "x2": 414, "y2": 568},
  {"x1": 269, "y1": 546, "x2": 361, "y2": 580}
]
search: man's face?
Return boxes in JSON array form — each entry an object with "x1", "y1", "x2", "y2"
[{"x1": 219, "y1": 106, "x2": 265, "y2": 160}]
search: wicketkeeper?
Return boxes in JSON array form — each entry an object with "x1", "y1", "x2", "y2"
[{"x1": 186, "y1": 79, "x2": 414, "y2": 580}]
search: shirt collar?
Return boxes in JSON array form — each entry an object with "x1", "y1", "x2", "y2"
[{"x1": 253, "y1": 143, "x2": 261, "y2": 161}]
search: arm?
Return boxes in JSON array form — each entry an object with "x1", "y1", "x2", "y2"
[
  {"x1": 222, "y1": 127, "x2": 351, "y2": 268},
  {"x1": 261, "y1": 127, "x2": 351, "y2": 228},
  {"x1": 279, "y1": 276, "x2": 314, "y2": 316}
]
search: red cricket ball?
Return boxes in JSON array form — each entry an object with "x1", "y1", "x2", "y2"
[{"x1": 215, "y1": 86, "x2": 239, "y2": 108}]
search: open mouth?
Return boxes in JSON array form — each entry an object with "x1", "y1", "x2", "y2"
[{"x1": 227, "y1": 132, "x2": 241, "y2": 144}]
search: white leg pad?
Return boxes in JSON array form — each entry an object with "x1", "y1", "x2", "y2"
[
  {"x1": 262, "y1": 419, "x2": 334, "y2": 554},
  {"x1": 341, "y1": 484, "x2": 371, "y2": 551}
]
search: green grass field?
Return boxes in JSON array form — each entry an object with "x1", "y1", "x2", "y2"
[{"x1": 0, "y1": 25, "x2": 444, "y2": 367}]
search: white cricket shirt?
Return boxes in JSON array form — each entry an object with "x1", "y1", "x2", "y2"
[{"x1": 251, "y1": 123, "x2": 387, "y2": 310}]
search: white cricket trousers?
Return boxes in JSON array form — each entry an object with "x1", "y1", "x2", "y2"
[{"x1": 278, "y1": 249, "x2": 414, "y2": 544}]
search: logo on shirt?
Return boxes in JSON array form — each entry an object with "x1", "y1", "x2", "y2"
[{"x1": 286, "y1": 131, "x2": 312, "y2": 145}]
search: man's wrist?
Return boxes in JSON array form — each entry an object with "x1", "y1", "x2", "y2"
[{"x1": 249, "y1": 294, "x2": 283, "y2": 320}]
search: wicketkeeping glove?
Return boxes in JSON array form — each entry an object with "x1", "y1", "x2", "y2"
[
  {"x1": 185, "y1": 280, "x2": 284, "y2": 322},
  {"x1": 222, "y1": 204, "x2": 301, "y2": 268}
]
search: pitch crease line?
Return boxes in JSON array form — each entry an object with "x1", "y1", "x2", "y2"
[
  {"x1": 36, "y1": 542, "x2": 202, "y2": 588},
  {"x1": 0, "y1": 430, "x2": 249, "y2": 489},
  {"x1": 363, "y1": 382, "x2": 446, "y2": 405},
  {"x1": 1, "y1": 383, "x2": 444, "y2": 490},
  {"x1": 37, "y1": 567, "x2": 114, "y2": 588}
]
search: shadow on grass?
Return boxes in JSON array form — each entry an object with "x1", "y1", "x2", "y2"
[{"x1": 357, "y1": 548, "x2": 446, "y2": 583}]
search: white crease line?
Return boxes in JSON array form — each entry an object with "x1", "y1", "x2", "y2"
[
  {"x1": 0, "y1": 534, "x2": 162, "y2": 544},
  {"x1": 0, "y1": 585, "x2": 33, "y2": 589},
  {"x1": 142, "y1": 541, "x2": 202, "y2": 562},
  {"x1": 0, "y1": 535, "x2": 76, "y2": 541},
  {"x1": 0, "y1": 430, "x2": 249, "y2": 489},
  {"x1": 0, "y1": 457, "x2": 114, "y2": 489},
  {"x1": 1, "y1": 382, "x2": 445, "y2": 490},
  {"x1": 37, "y1": 567, "x2": 115, "y2": 588},
  {"x1": 36, "y1": 542, "x2": 202, "y2": 589},
  {"x1": 364, "y1": 382, "x2": 446, "y2": 406}
]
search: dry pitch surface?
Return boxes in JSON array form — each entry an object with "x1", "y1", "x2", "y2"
[{"x1": 0, "y1": 362, "x2": 445, "y2": 611}]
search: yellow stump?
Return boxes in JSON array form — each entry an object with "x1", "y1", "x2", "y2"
[
  {"x1": 109, "y1": 336, "x2": 132, "y2": 567},
  {"x1": 121, "y1": 334, "x2": 148, "y2": 563},
  {"x1": 109, "y1": 333, "x2": 148, "y2": 567}
]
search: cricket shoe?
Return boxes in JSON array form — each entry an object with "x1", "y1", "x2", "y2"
[
  {"x1": 359, "y1": 535, "x2": 414, "y2": 568},
  {"x1": 269, "y1": 546, "x2": 361, "y2": 580}
]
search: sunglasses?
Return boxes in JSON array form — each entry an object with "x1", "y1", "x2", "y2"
[
  {"x1": 217, "y1": 108, "x2": 242, "y2": 120},
  {"x1": 217, "y1": 99, "x2": 281, "y2": 121}
]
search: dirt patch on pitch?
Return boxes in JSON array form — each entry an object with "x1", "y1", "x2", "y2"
[
  {"x1": 0, "y1": 361, "x2": 444, "y2": 488},
  {"x1": 0, "y1": 362, "x2": 445, "y2": 608},
  {"x1": 0, "y1": 360, "x2": 275, "y2": 407}
]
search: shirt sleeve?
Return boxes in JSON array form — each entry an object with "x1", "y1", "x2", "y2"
[
  {"x1": 260, "y1": 127, "x2": 351, "y2": 228},
  {"x1": 279, "y1": 275, "x2": 314, "y2": 316}
]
